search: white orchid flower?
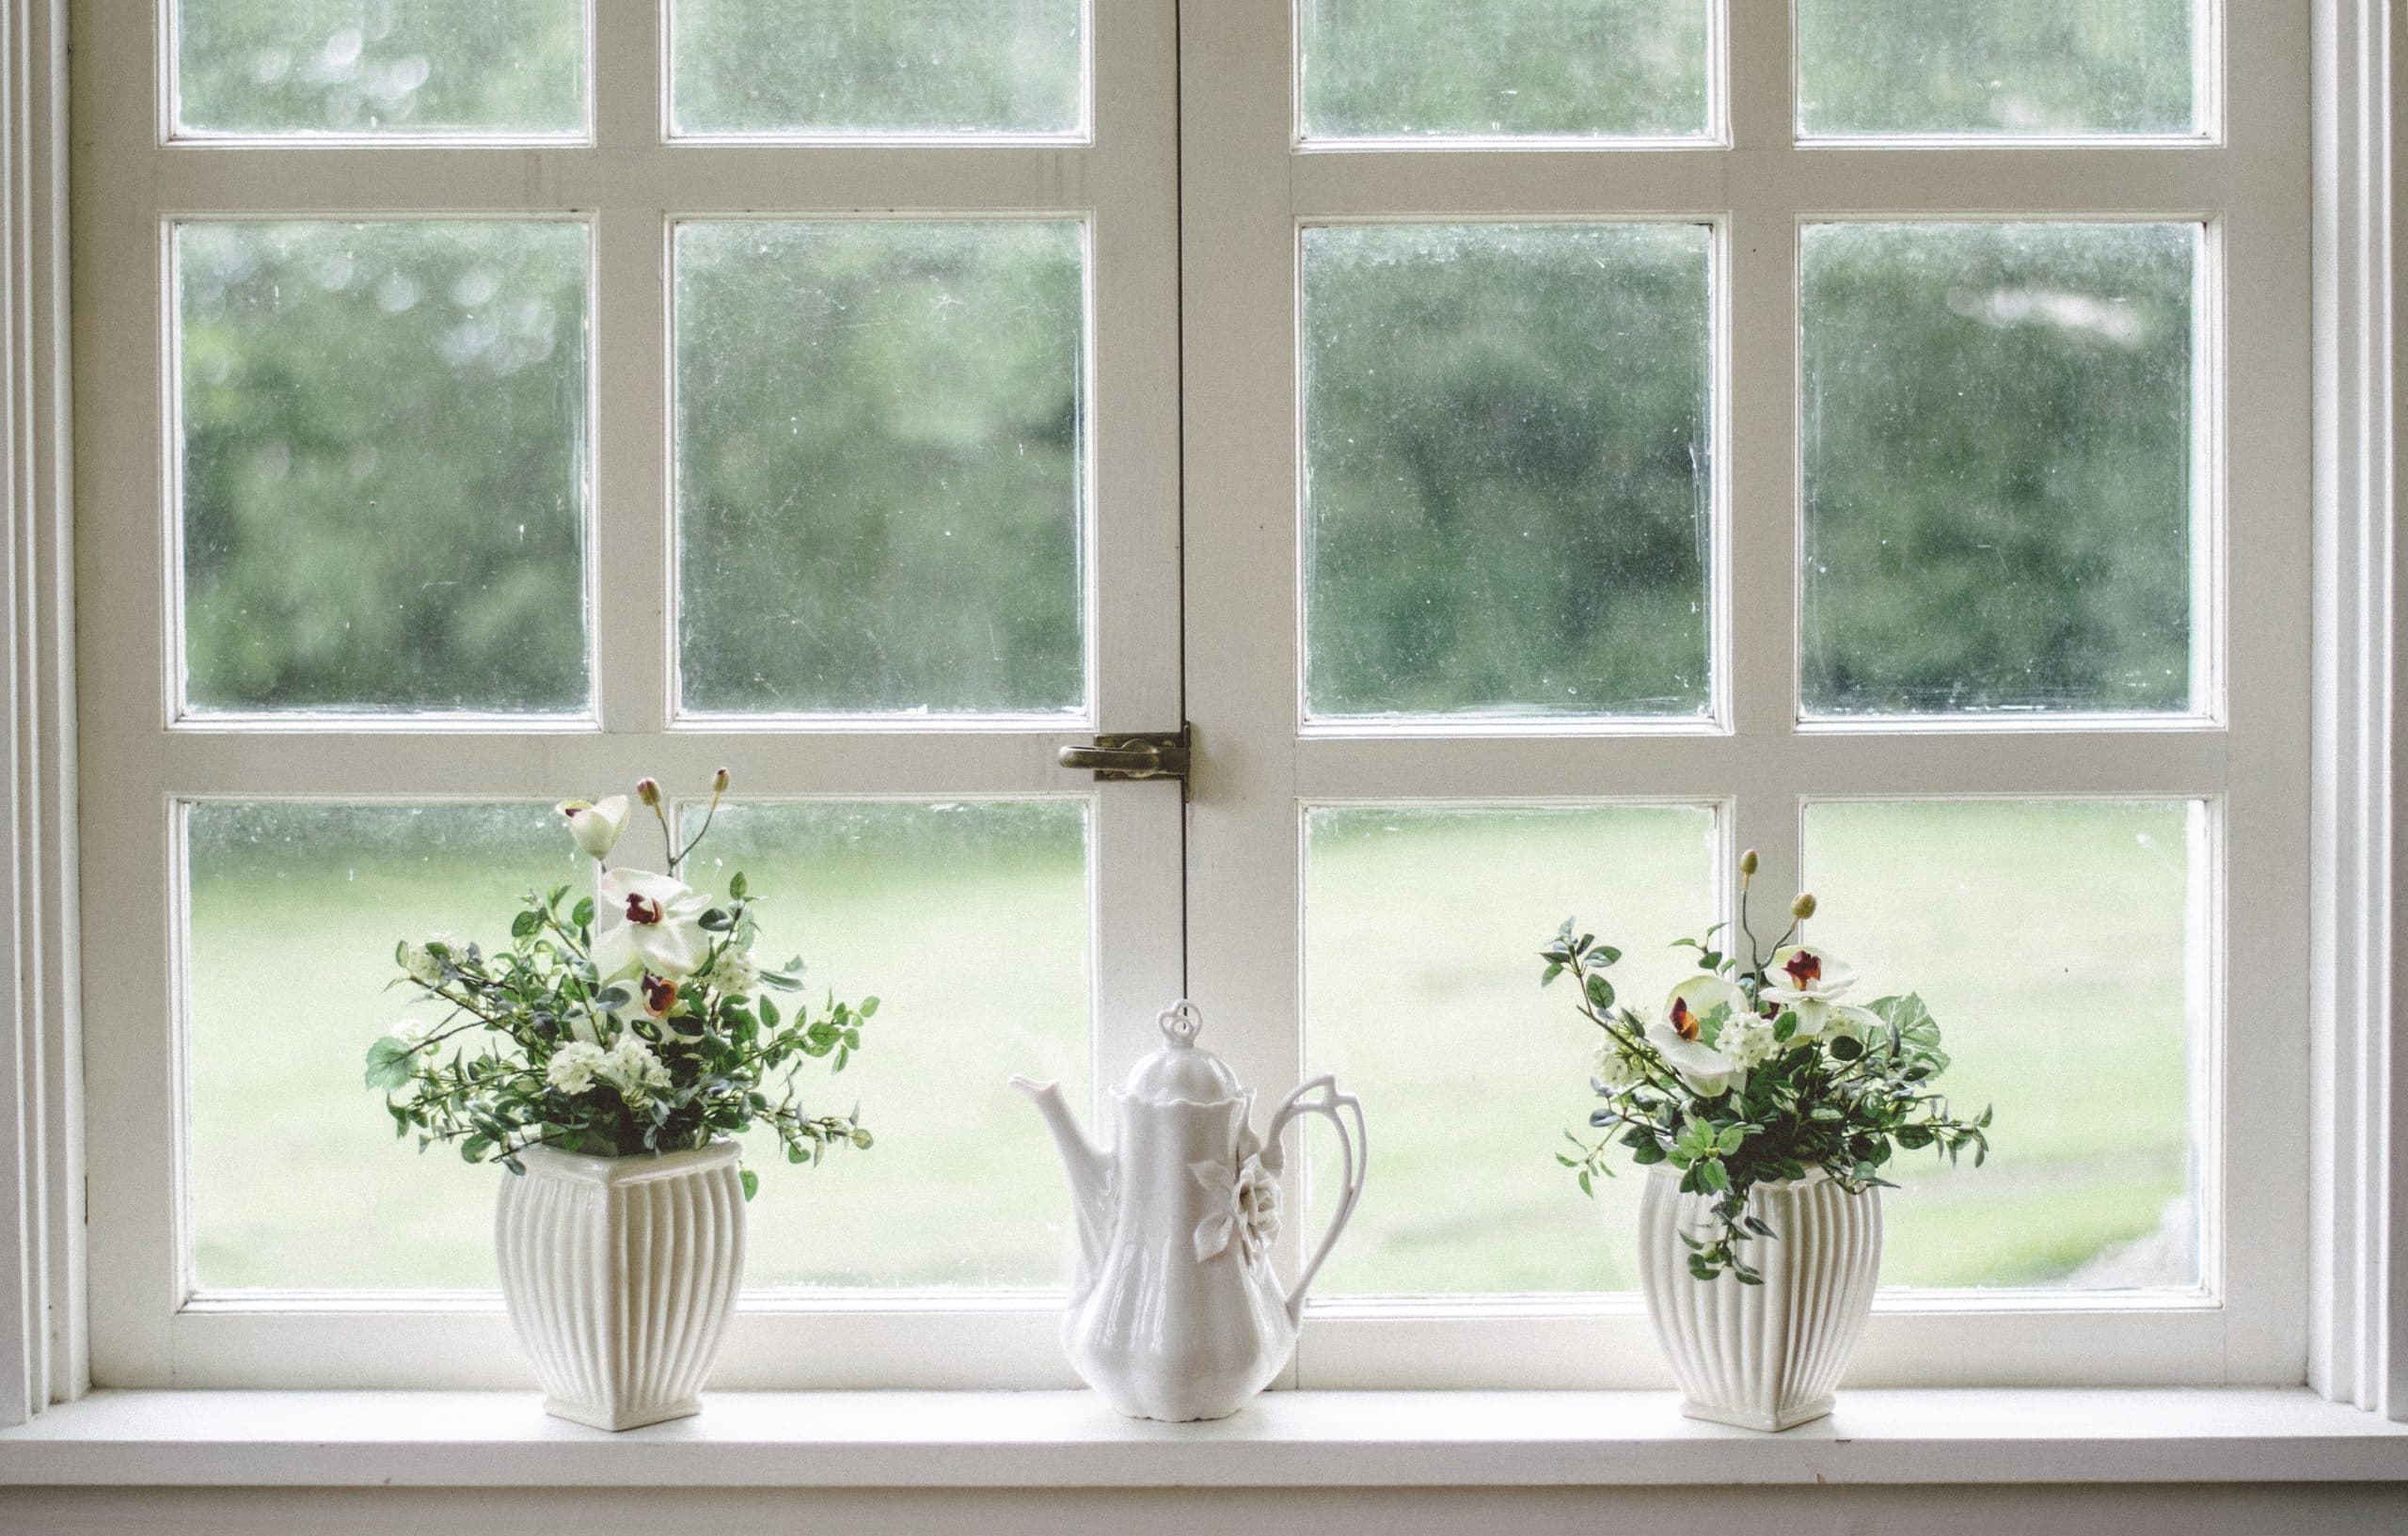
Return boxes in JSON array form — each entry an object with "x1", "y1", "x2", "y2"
[
  {"x1": 1645, "y1": 1020, "x2": 1745, "y2": 1098},
  {"x1": 1760, "y1": 945, "x2": 1880, "y2": 1040},
  {"x1": 1664, "y1": 974, "x2": 1744, "y2": 1042},
  {"x1": 592, "y1": 867, "x2": 712, "y2": 982},
  {"x1": 556, "y1": 795, "x2": 630, "y2": 862}
]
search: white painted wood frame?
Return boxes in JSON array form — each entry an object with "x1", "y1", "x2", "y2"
[
  {"x1": 10, "y1": 0, "x2": 2402, "y2": 1417},
  {"x1": 1182, "y1": 0, "x2": 2313, "y2": 1388},
  {"x1": 67, "y1": 0, "x2": 1186, "y2": 1389}
]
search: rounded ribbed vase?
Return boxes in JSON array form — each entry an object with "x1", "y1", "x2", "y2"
[
  {"x1": 1637, "y1": 1164, "x2": 1881, "y2": 1433},
  {"x1": 495, "y1": 1139, "x2": 746, "y2": 1431}
]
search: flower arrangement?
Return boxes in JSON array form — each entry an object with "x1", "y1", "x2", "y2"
[
  {"x1": 366, "y1": 770, "x2": 876, "y2": 1198},
  {"x1": 1542, "y1": 849, "x2": 1990, "y2": 1283}
]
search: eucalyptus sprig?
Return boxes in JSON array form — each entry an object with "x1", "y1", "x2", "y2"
[
  {"x1": 1542, "y1": 851, "x2": 1990, "y2": 1283},
  {"x1": 366, "y1": 771, "x2": 876, "y2": 1200}
]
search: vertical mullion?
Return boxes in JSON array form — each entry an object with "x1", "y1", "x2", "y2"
[
  {"x1": 1085, "y1": 0, "x2": 1191, "y2": 1098},
  {"x1": 591, "y1": 2, "x2": 670, "y2": 734},
  {"x1": 1724, "y1": 0, "x2": 1801, "y2": 912},
  {"x1": 1180, "y1": 0, "x2": 1311, "y2": 1340}
]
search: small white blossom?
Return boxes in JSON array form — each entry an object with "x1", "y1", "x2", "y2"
[
  {"x1": 1721, "y1": 1015, "x2": 1783, "y2": 1070},
  {"x1": 394, "y1": 1016, "x2": 436, "y2": 1047},
  {"x1": 599, "y1": 1034, "x2": 671, "y2": 1103},
  {"x1": 699, "y1": 947, "x2": 762, "y2": 999},
  {"x1": 1592, "y1": 1040, "x2": 1644, "y2": 1091},
  {"x1": 400, "y1": 941, "x2": 446, "y2": 987},
  {"x1": 547, "y1": 1040, "x2": 607, "y2": 1095}
]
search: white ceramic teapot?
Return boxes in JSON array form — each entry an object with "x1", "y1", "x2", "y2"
[{"x1": 1012, "y1": 1001, "x2": 1367, "y2": 1421}]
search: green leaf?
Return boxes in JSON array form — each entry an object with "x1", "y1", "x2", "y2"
[
  {"x1": 739, "y1": 1167, "x2": 760, "y2": 1201},
  {"x1": 511, "y1": 909, "x2": 540, "y2": 940},
  {"x1": 759, "y1": 996, "x2": 780, "y2": 1029},
  {"x1": 859, "y1": 996, "x2": 879, "y2": 1018},
  {"x1": 571, "y1": 896, "x2": 595, "y2": 928},
  {"x1": 364, "y1": 1036, "x2": 419, "y2": 1091},
  {"x1": 1583, "y1": 974, "x2": 1616, "y2": 1011},
  {"x1": 728, "y1": 871, "x2": 749, "y2": 900},
  {"x1": 1716, "y1": 1125, "x2": 1746, "y2": 1155}
]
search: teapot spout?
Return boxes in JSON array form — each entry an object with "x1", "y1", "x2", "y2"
[{"x1": 1010, "y1": 1076, "x2": 1114, "y2": 1275}]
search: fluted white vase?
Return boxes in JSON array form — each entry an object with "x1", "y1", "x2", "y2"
[
  {"x1": 1638, "y1": 1164, "x2": 1881, "y2": 1432},
  {"x1": 495, "y1": 1138, "x2": 746, "y2": 1431}
]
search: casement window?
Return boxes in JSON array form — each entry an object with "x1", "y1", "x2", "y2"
[{"x1": 66, "y1": 0, "x2": 2314, "y2": 1391}]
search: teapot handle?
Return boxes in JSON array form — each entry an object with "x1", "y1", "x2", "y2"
[{"x1": 1264, "y1": 1075, "x2": 1367, "y2": 1328}]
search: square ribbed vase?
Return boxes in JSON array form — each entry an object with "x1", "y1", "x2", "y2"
[
  {"x1": 1637, "y1": 1165, "x2": 1882, "y2": 1432},
  {"x1": 495, "y1": 1139, "x2": 746, "y2": 1431}
]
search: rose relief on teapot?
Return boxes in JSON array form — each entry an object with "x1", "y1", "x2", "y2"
[{"x1": 1012, "y1": 1001, "x2": 1368, "y2": 1421}]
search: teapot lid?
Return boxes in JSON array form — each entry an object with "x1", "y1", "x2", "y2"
[{"x1": 1121, "y1": 1001, "x2": 1244, "y2": 1103}]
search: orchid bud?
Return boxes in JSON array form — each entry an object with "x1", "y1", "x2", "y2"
[
  {"x1": 1791, "y1": 892, "x2": 1817, "y2": 920},
  {"x1": 635, "y1": 777, "x2": 661, "y2": 808},
  {"x1": 556, "y1": 795, "x2": 628, "y2": 861},
  {"x1": 712, "y1": 766, "x2": 731, "y2": 795},
  {"x1": 1738, "y1": 848, "x2": 1759, "y2": 878}
]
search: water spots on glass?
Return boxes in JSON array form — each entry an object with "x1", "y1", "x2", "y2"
[{"x1": 178, "y1": 1, "x2": 585, "y2": 137}]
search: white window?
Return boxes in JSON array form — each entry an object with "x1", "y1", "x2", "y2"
[{"x1": 69, "y1": 0, "x2": 2312, "y2": 1390}]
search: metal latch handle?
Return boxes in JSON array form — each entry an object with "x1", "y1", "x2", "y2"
[{"x1": 1058, "y1": 726, "x2": 1191, "y2": 788}]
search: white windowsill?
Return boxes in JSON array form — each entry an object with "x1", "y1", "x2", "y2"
[{"x1": 1, "y1": 1388, "x2": 2403, "y2": 1488}]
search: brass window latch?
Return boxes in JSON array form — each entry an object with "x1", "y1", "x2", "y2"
[{"x1": 1058, "y1": 725, "x2": 1192, "y2": 793}]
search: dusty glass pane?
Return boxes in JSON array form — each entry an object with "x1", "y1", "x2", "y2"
[
  {"x1": 185, "y1": 798, "x2": 1090, "y2": 1291},
  {"x1": 1299, "y1": 0, "x2": 1709, "y2": 139},
  {"x1": 1304, "y1": 804, "x2": 1718, "y2": 1293},
  {"x1": 676, "y1": 221, "x2": 1085, "y2": 716},
  {"x1": 1798, "y1": 0, "x2": 2199, "y2": 138},
  {"x1": 1800, "y1": 222, "x2": 2196, "y2": 717},
  {"x1": 683, "y1": 800, "x2": 1090, "y2": 1288},
  {"x1": 672, "y1": 0, "x2": 1084, "y2": 136},
  {"x1": 186, "y1": 801, "x2": 587, "y2": 1290},
  {"x1": 1303, "y1": 224, "x2": 1713, "y2": 720},
  {"x1": 1803, "y1": 800, "x2": 2204, "y2": 1290},
  {"x1": 178, "y1": 222, "x2": 589, "y2": 715},
  {"x1": 176, "y1": 0, "x2": 585, "y2": 136}
]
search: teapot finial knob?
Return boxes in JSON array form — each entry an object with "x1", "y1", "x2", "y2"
[{"x1": 1157, "y1": 999, "x2": 1204, "y2": 1048}]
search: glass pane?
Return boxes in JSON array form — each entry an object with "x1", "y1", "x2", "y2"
[
  {"x1": 186, "y1": 798, "x2": 1090, "y2": 1291},
  {"x1": 1798, "y1": 0, "x2": 2199, "y2": 138},
  {"x1": 672, "y1": 0, "x2": 1085, "y2": 137},
  {"x1": 681, "y1": 800, "x2": 1090, "y2": 1288},
  {"x1": 1303, "y1": 224, "x2": 1713, "y2": 721},
  {"x1": 186, "y1": 801, "x2": 586, "y2": 1289},
  {"x1": 676, "y1": 221, "x2": 1085, "y2": 716},
  {"x1": 1304, "y1": 803, "x2": 1717, "y2": 1293},
  {"x1": 1803, "y1": 800, "x2": 2204, "y2": 1290},
  {"x1": 1800, "y1": 222, "x2": 2196, "y2": 717},
  {"x1": 176, "y1": 0, "x2": 585, "y2": 137},
  {"x1": 178, "y1": 221, "x2": 590, "y2": 715},
  {"x1": 1299, "y1": 0, "x2": 1709, "y2": 140}
]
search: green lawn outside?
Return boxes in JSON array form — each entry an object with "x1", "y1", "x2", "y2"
[{"x1": 188, "y1": 799, "x2": 2198, "y2": 1295}]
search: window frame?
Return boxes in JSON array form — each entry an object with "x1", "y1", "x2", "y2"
[
  {"x1": 67, "y1": 0, "x2": 1187, "y2": 1389},
  {"x1": 5, "y1": 0, "x2": 2369, "y2": 1406},
  {"x1": 1182, "y1": 0, "x2": 2310, "y2": 1388}
]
